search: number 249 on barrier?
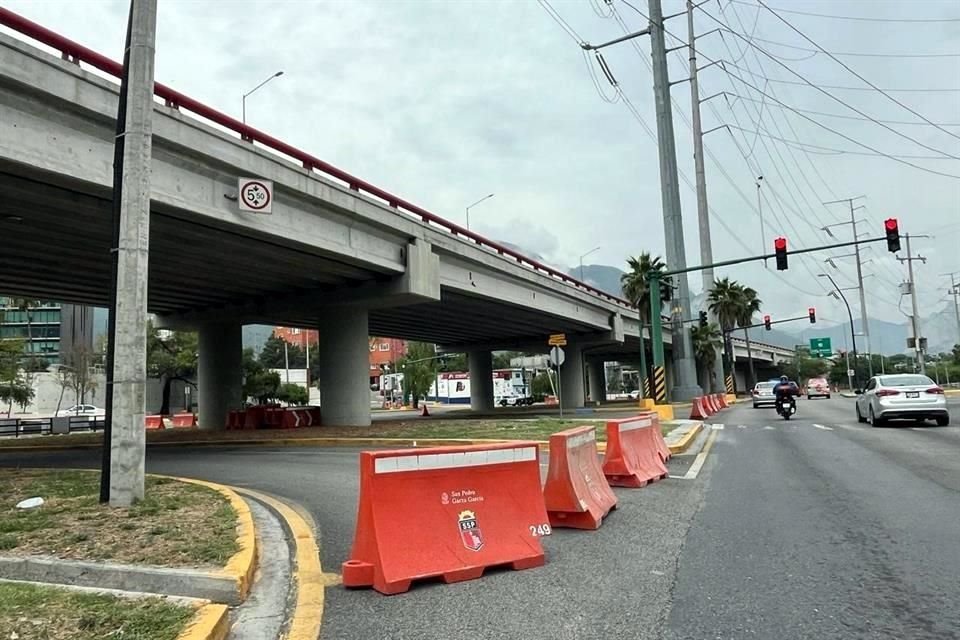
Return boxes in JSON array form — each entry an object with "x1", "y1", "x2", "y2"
[{"x1": 529, "y1": 523, "x2": 552, "y2": 537}]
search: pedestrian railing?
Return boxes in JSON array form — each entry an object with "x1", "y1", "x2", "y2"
[{"x1": 0, "y1": 417, "x2": 53, "y2": 438}]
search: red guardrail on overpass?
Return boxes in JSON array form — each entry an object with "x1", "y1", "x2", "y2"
[{"x1": 0, "y1": 8, "x2": 633, "y2": 310}]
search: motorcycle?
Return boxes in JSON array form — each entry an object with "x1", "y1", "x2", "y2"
[{"x1": 776, "y1": 396, "x2": 797, "y2": 420}]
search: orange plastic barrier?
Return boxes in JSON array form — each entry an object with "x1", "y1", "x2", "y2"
[
  {"x1": 225, "y1": 410, "x2": 245, "y2": 430},
  {"x1": 169, "y1": 413, "x2": 197, "y2": 428},
  {"x1": 543, "y1": 425, "x2": 617, "y2": 530},
  {"x1": 263, "y1": 407, "x2": 284, "y2": 429},
  {"x1": 641, "y1": 411, "x2": 671, "y2": 462},
  {"x1": 715, "y1": 393, "x2": 728, "y2": 409},
  {"x1": 690, "y1": 397, "x2": 710, "y2": 420},
  {"x1": 602, "y1": 415, "x2": 670, "y2": 488},
  {"x1": 342, "y1": 442, "x2": 550, "y2": 594},
  {"x1": 145, "y1": 415, "x2": 164, "y2": 430},
  {"x1": 704, "y1": 395, "x2": 718, "y2": 415}
]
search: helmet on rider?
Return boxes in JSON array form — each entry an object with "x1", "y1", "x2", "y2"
[{"x1": 779, "y1": 375, "x2": 788, "y2": 383}]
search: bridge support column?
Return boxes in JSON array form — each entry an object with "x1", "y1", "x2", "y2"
[
  {"x1": 198, "y1": 323, "x2": 242, "y2": 431},
  {"x1": 469, "y1": 350, "x2": 494, "y2": 412},
  {"x1": 587, "y1": 359, "x2": 606, "y2": 404},
  {"x1": 315, "y1": 308, "x2": 371, "y2": 426},
  {"x1": 560, "y1": 342, "x2": 585, "y2": 410}
]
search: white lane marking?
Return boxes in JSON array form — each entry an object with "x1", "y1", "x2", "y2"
[
  {"x1": 711, "y1": 424, "x2": 725, "y2": 430},
  {"x1": 737, "y1": 424, "x2": 748, "y2": 429},
  {"x1": 763, "y1": 425, "x2": 775, "y2": 430},
  {"x1": 812, "y1": 423, "x2": 834, "y2": 431}
]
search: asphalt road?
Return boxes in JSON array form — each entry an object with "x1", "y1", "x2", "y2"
[
  {"x1": 2, "y1": 396, "x2": 957, "y2": 639},
  {"x1": 667, "y1": 396, "x2": 960, "y2": 640}
]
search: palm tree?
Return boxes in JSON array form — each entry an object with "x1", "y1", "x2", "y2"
[
  {"x1": 690, "y1": 322, "x2": 722, "y2": 392},
  {"x1": 620, "y1": 253, "x2": 668, "y2": 325},
  {"x1": 707, "y1": 278, "x2": 741, "y2": 390},
  {"x1": 621, "y1": 253, "x2": 668, "y2": 394},
  {"x1": 736, "y1": 286, "x2": 763, "y2": 389}
]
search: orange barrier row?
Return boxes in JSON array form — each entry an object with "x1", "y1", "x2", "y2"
[
  {"x1": 169, "y1": 413, "x2": 197, "y2": 428},
  {"x1": 689, "y1": 393, "x2": 729, "y2": 420},
  {"x1": 543, "y1": 425, "x2": 617, "y2": 530},
  {"x1": 344, "y1": 412, "x2": 677, "y2": 596},
  {"x1": 602, "y1": 415, "x2": 670, "y2": 487},
  {"x1": 342, "y1": 442, "x2": 550, "y2": 594},
  {"x1": 145, "y1": 415, "x2": 164, "y2": 430},
  {"x1": 226, "y1": 406, "x2": 321, "y2": 430}
]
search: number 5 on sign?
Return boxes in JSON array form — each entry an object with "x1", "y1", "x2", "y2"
[{"x1": 238, "y1": 177, "x2": 273, "y2": 213}]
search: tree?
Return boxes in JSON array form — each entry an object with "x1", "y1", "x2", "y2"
[
  {"x1": 735, "y1": 286, "x2": 762, "y2": 389},
  {"x1": 438, "y1": 352, "x2": 468, "y2": 372},
  {"x1": 10, "y1": 298, "x2": 41, "y2": 369},
  {"x1": 792, "y1": 349, "x2": 830, "y2": 382},
  {"x1": 0, "y1": 338, "x2": 33, "y2": 417},
  {"x1": 621, "y1": 253, "x2": 669, "y2": 325},
  {"x1": 242, "y1": 349, "x2": 282, "y2": 405},
  {"x1": 708, "y1": 278, "x2": 746, "y2": 389},
  {"x1": 258, "y1": 335, "x2": 305, "y2": 369},
  {"x1": 530, "y1": 370, "x2": 557, "y2": 401},
  {"x1": 953, "y1": 344, "x2": 960, "y2": 366},
  {"x1": 690, "y1": 322, "x2": 722, "y2": 392},
  {"x1": 146, "y1": 324, "x2": 198, "y2": 415},
  {"x1": 56, "y1": 344, "x2": 99, "y2": 414},
  {"x1": 397, "y1": 342, "x2": 437, "y2": 408},
  {"x1": 492, "y1": 351, "x2": 524, "y2": 370},
  {"x1": 277, "y1": 383, "x2": 308, "y2": 406}
]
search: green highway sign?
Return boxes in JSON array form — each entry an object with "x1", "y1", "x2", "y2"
[{"x1": 809, "y1": 337, "x2": 833, "y2": 358}]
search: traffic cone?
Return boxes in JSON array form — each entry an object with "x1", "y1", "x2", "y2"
[{"x1": 420, "y1": 403, "x2": 430, "y2": 417}]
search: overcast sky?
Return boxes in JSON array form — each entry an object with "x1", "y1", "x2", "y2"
[{"x1": 3, "y1": 0, "x2": 958, "y2": 328}]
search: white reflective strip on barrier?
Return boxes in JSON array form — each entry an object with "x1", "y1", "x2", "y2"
[
  {"x1": 374, "y1": 446, "x2": 538, "y2": 474},
  {"x1": 617, "y1": 418, "x2": 653, "y2": 432},
  {"x1": 566, "y1": 431, "x2": 597, "y2": 449}
]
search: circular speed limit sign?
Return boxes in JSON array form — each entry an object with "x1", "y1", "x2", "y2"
[{"x1": 238, "y1": 178, "x2": 273, "y2": 213}]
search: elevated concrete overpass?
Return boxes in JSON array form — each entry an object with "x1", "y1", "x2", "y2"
[{"x1": 0, "y1": 14, "x2": 796, "y2": 426}]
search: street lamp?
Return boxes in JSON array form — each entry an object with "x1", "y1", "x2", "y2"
[
  {"x1": 819, "y1": 272, "x2": 860, "y2": 389},
  {"x1": 465, "y1": 193, "x2": 494, "y2": 231},
  {"x1": 579, "y1": 246, "x2": 601, "y2": 281},
  {"x1": 242, "y1": 70, "x2": 284, "y2": 124}
]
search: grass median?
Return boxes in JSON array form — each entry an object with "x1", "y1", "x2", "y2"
[
  {"x1": 0, "y1": 581, "x2": 195, "y2": 640},
  {"x1": 0, "y1": 417, "x2": 677, "y2": 449},
  {"x1": 0, "y1": 469, "x2": 238, "y2": 568}
]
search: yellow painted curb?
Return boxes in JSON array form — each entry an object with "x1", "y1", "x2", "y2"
[
  {"x1": 725, "y1": 394, "x2": 737, "y2": 404},
  {"x1": 668, "y1": 421, "x2": 703, "y2": 455},
  {"x1": 639, "y1": 398, "x2": 656, "y2": 410},
  {"x1": 235, "y1": 488, "x2": 325, "y2": 640},
  {"x1": 651, "y1": 404, "x2": 675, "y2": 421},
  {"x1": 177, "y1": 603, "x2": 229, "y2": 640},
  {"x1": 945, "y1": 389, "x2": 960, "y2": 396},
  {"x1": 171, "y1": 477, "x2": 258, "y2": 604}
]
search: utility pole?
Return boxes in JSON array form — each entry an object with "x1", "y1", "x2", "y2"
[
  {"x1": 945, "y1": 272, "x2": 960, "y2": 345},
  {"x1": 824, "y1": 197, "x2": 871, "y2": 376},
  {"x1": 899, "y1": 233, "x2": 927, "y2": 375},
  {"x1": 103, "y1": 0, "x2": 158, "y2": 507},
  {"x1": 686, "y1": 0, "x2": 724, "y2": 394},
  {"x1": 756, "y1": 176, "x2": 766, "y2": 267},
  {"x1": 648, "y1": 0, "x2": 701, "y2": 401}
]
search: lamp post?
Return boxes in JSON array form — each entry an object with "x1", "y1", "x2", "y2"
[
  {"x1": 465, "y1": 193, "x2": 494, "y2": 231},
  {"x1": 242, "y1": 71, "x2": 284, "y2": 124},
  {"x1": 579, "y1": 246, "x2": 601, "y2": 281},
  {"x1": 819, "y1": 272, "x2": 860, "y2": 389}
]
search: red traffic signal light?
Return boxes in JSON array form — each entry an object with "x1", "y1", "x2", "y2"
[
  {"x1": 884, "y1": 218, "x2": 901, "y2": 253},
  {"x1": 774, "y1": 237, "x2": 788, "y2": 271},
  {"x1": 764, "y1": 314, "x2": 772, "y2": 330},
  {"x1": 808, "y1": 307, "x2": 816, "y2": 323}
]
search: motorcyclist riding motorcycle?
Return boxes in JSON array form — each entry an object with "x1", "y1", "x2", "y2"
[{"x1": 773, "y1": 375, "x2": 801, "y2": 417}]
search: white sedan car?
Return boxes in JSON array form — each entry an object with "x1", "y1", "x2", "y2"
[
  {"x1": 56, "y1": 404, "x2": 105, "y2": 417},
  {"x1": 855, "y1": 374, "x2": 949, "y2": 427}
]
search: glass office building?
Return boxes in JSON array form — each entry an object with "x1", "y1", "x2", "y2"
[{"x1": 0, "y1": 299, "x2": 94, "y2": 366}]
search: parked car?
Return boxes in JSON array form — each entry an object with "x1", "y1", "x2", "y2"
[
  {"x1": 752, "y1": 381, "x2": 778, "y2": 408},
  {"x1": 628, "y1": 390, "x2": 641, "y2": 400},
  {"x1": 806, "y1": 377, "x2": 831, "y2": 399},
  {"x1": 56, "y1": 405, "x2": 105, "y2": 417},
  {"x1": 855, "y1": 374, "x2": 949, "y2": 427}
]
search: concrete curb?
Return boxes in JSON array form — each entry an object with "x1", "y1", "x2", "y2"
[
  {"x1": 171, "y1": 476, "x2": 258, "y2": 603},
  {"x1": 0, "y1": 556, "x2": 244, "y2": 605},
  {"x1": 665, "y1": 421, "x2": 703, "y2": 455},
  {"x1": 235, "y1": 488, "x2": 327, "y2": 640},
  {"x1": 177, "y1": 603, "x2": 229, "y2": 640}
]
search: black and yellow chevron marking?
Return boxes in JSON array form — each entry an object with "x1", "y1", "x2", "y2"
[
  {"x1": 653, "y1": 366, "x2": 667, "y2": 404},
  {"x1": 725, "y1": 375, "x2": 735, "y2": 394},
  {"x1": 643, "y1": 377, "x2": 651, "y2": 397}
]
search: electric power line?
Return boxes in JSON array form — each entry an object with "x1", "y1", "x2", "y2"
[
  {"x1": 729, "y1": 0, "x2": 960, "y2": 24},
  {"x1": 735, "y1": 32, "x2": 960, "y2": 59},
  {"x1": 724, "y1": 93, "x2": 960, "y2": 128}
]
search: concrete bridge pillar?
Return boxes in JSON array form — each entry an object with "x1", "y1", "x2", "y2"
[
  {"x1": 560, "y1": 342, "x2": 585, "y2": 410},
  {"x1": 587, "y1": 359, "x2": 606, "y2": 403},
  {"x1": 198, "y1": 323, "x2": 243, "y2": 431},
  {"x1": 469, "y1": 350, "x2": 494, "y2": 412},
  {"x1": 315, "y1": 308, "x2": 371, "y2": 426}
]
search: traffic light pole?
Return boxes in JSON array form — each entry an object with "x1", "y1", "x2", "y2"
[{"x1": 647, "y1": 235, "x2": 888, "y2": 402}]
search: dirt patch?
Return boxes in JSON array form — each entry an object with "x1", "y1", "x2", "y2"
[
  {"x1": 0, "y1": 581, "x2": 194, "y2": 640},
  {"x1": 0, "y1": 470, "x2": 238, "y2": 569}
]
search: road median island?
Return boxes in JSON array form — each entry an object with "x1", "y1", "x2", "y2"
[
  {"x1": 0, "y1": 417, "x2": 681, "y2": 453},
  {"x1": 0, "y1": 469, "x2": 251, "y2": 638}
]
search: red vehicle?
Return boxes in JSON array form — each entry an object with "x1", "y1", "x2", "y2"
[{"x1": 805, "y1": 377, "x2": 831, "y2": 400}]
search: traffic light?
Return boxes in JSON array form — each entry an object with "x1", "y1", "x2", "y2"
[
  {"x1": 884, "y1": 218, "x2": 901, "y2": 253},
  {"x1": 808, "y1": 307, "x2": 816, "y2": 324},
  {"x1": 774, "y1": 237, "x2": 788, "y2": 270},
  {"x1": 661, "y1": 276, "x2": 673, "y2": 302},
  {"x1": 698, "y1": 311, "x2": 708, "y2": 327},
  {"x1": 764, "y1": 315, "x2": 772, "y2": 331}
]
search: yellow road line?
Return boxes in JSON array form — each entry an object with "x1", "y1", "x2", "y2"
[
  {"x1": 234, "y1": 487, "x2": 330, "y2": 640},
  {"x1": 176, "y1": 603, "x2": 229, "y2": 640}
]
